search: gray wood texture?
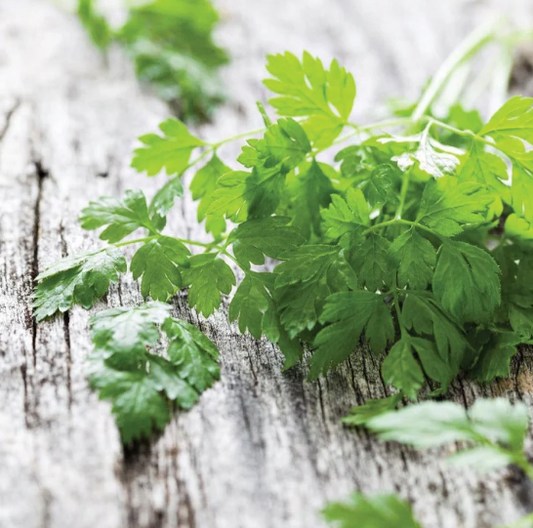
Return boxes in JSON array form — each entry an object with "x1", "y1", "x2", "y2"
[{"x1": 2, "y1": 1, "x2": 533, "y2": 527}]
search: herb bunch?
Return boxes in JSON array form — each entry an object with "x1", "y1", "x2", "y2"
[
  {"x1": 34, "y1": 25, "x2": 533, "y2": 442},
  {"x1": 77, "y1": 0, "x2": 228, "y2": 121}
]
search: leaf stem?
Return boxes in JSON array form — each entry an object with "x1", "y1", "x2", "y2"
[
  {"x1": 113, "y1": 234, "x2": 239, "y2": 265},
  {"x1": 115, "y1": 236, "x2": 157, "y2": 247},
  {"x1": 211, "y1": 128, "x2": 266, "y2": 149},
  {"x1": 411, "y1": 21, "x2": 499, "y2": 121},
  {"x1": 395, "y1": 168, "x2": 412, "y2": 220},
  {"x1": 362, "y1": 218, "x2": 442, "y2": 240},
  {"x1": 428, "y1": 118, "x2": 496, "y2": 148}
]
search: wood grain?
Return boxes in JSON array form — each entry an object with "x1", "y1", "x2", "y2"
[{"x1": 1, "y1": 1, "x2": 533, "y2": 527}]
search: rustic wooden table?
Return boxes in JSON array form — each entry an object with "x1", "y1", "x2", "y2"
[{"x1": 2, "y1": 1, "x2": 533, "y2": 527}]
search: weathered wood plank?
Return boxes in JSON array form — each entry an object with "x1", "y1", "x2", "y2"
[{"x1": 2, "y1": 1, "x2": 533, "y2": 527}]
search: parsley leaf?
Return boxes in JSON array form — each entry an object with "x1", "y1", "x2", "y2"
[
  {"x1": 132, "y1": 118, "x2": 205, "y2": 176},
  {"x1": 130, "y1": 236, "x2": 190, "y2": 301},
  {"x1": 388, "y1": 228, "x2": 436, "y2": 290},
  {"x1": 321, "y1": 188, "x2": 370, "y2": 245},
  {"x1": 162, "y1": 317, "x2": 220, "y2": 392},
  {"x1": 264, "y1": 52, "x2": 356, "y2": 147},
  {"x1": 149, "y1": 176, "x2": 184, "y2": 227},
  {"x1": 416, "y1": 176, "x2": 494, "y2": 236},
  {"x1": 433, "y1": 241, "x2": 501, "y2": 323},
  {"x1": 88, "y1": 302, "x2": 220, "y2": 442},
  {"x1": 229, "y1": 216, "x2": 304, "y2": 268},
  {"x1": 480, "y1": 96, "x2": 533, "y2": 144},
  {"x1": 310, "y1": 291, "x2": 394, "y2": 379},
  {"x1": 367, "y1": 398, "x2": 530, "y2": 472},
  {"x1": 350, "y1": 234, "x2": 390, "y2": 292},
  {"x1": 33, "y1": 247, "x2": 126, "y2": 321},
  {"x1": 181, "y1": 253, "x2": 236, "y2": 317},
  {"x1": 381, "y1": 339, "x2": 425, "y2": 399},
  {"x1": 191, "y1": 155, "x2": 231, "y2": 237},
  {"x1": 323, "y1": 493, "x2": 422, "y2": 528},
  {"x1": 229, "y1": 273, "x2": 271, "y2": 339},
  {"x1": 290, "y1": 161, "x2": 334, "y2": 238},
  {"x1": 80, "y1": 189, "x2": 159, "y2": 243},
  {"x1": 274, "y1": 245, "x2": 357, "y2": 338}
]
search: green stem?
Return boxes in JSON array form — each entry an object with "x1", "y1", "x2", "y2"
[
  {"x1": 391, "y1": 275, "x2": 407, "y2": 338},
  {"x1": 429, "y1": 118, "x2": 495, "y2": 148},
  {"x1": 411, "y1": 21, "x2": 499, "y2": 121},
  {"x1": 362, "y1": 218, "x2": 442, "y2": 240},
  {"x1": 113, "y1": 234, "x2": 239, "y2": 265},
  {"x1": 115, "y1": 236, "x2": 157, "y2": 248},
  {"x1": 347, "y1": 117, "x2": 413, "y2": 134},
  {"x1": 396, "y1": 168, "x2": 412, "y2": 220},
  {"x1": 211, "y1": 127, "x2": 266, "y2": 149}
]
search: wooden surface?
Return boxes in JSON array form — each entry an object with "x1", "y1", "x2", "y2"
[{"x1": 2, "y1": 1, "x2": 533, "y2": 527}]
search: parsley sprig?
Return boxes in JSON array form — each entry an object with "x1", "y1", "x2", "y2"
[
  {"x1": 328, "y1": 398, "x2": 533, "y2": 528},
  {"x1": 77, "y1": 0, "x2": 228, "y2": 121},
  {"x1": 34, "y1": 25, "x2": 533, "y2": 442}
]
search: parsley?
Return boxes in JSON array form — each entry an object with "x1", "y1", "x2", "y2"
[
  {"x1": 34, "y1": 28, "x2": 533, "y2": 442},
  {"x1": 88, "y1": 302, "x2": 219, "y2": 443},
  {"x1": 366, "y1": 398, "x2": 532, "y2": 473},
  {"x1": 323, "y1": 493, "x2": 422, "y2": 528},
  {"x1": 76, "y1": 0, "x2": 228, "y2": 121}
]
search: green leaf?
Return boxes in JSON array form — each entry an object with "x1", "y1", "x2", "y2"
[
  {"x1": 470, "y1": 331, "x2": 521, "y2": 383},
  {"x1": 33, "y1": 247, "x2": 127, "y2": 320},
  {"x1": 381, "y1": 339, "x2": 424, "y2": 399},
  {"x1": 229, "y1": 216, "x2": 304, "y2": 268},
  {"x1": 481, "y1": 96, "x2": 533, "y2": 144},
  {"x1": 162, "y1": 317, "x2": 220, "y2": 392},
  {"x1": 182, "y1": 253, "x2": 236, "y2": 317},
  {"x1": 240, "y1": 118, "x2": 311, "y2": 172},
  {"x1": 77, "y1": 0, "x2": 113, "y2": 49},
  {"x1": 433, "y1": 241, "x2": 501, "y2": 323},
  {"x1": 264, "y1": 52, "x2": 356, "y2": 147},
  {"x1": 363, "y1": 164, "x2": 400, "y2": 208},
  {"x1": 149, "y1": 176, "x2": 184, "y2": 227},
  {"x1": 310, "y1": 291, "x2": 394, "y2": 379},
  {"x1": 290, "y1": 161, "x2": 334, "y2": 238},
  {"x1": 90, "y1": 302, "x2": 170, "y2": 364},
  {"x1": 97, "y1": 0, "x2": 228, "y2": 122},
  {"x1": 229, "y1": 273, "x2": 271, "y2": 339},
  {"x1": 367, "y1": 400, "x2": 474, "y2": 447},
  {"x1": 130, "y1": 236, "x2": 190, "y2": 301},
  {"x1": 387, "y1": 228, "x2": 436, "y2": 290},
  {"x1": 416, "y1": 176, "x2": 494, "y2": 236},
  {"x1": 191, "y1": 155, "x2": 231, "y2": 237},
  {"x1": 458, "y1": 139, "x2": 511, "y2": 202},
  {"x1": 131, "y1": 118, "x2": 205, "y2": 176},
  {"x1": 80, "y1": 189, "x2": 158, "y2": 243},
  {"x1": 367, "y1": 398, "x2": 529, "y2": 457},
  {"x1": 88, "y1": 359, "x2": 172, "y2": 444},
  {"x1": 87, "y1": 302, "x2": 220, "y2": 442},
  {"x1": 341, "y1": 394, "x2": 403, "y2": 427},
  {"x1": 323, "y1": 493, "x2": 422, "y2": 528},
  {"x1": 350, "y1": 233, "x2": 390, "y2": 292},
  {"x1": 206, "y1": 170, "x2": 250, "y2": 223},
  {"x1": 401, "y1": 291, "x2": 468, "y2": 383},
  {"x1": 274, "y1": 245, "x2": 356, "y2": 338},
  {"x1": 321, "y1": 188, "x2": 370, "y2": 244}
]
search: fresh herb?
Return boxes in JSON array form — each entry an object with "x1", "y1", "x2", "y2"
[
  {"x1": 34, "y1": 25, "x2": 533, "y2": 441},
  {"x1": 77, "y1": 0, "x2": 228, "y2": 121},
  {"x1": 328, "y1": 398, "x2": 533, "y2": 528}
]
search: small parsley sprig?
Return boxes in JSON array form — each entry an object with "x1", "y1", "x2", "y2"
[
  {"x1": 77, "y1": 0, "x2": 228, "y2": 121},
  {"x1": 326, "y1": 398, "x2": 533, "y2": 528},
  {"x1": 34, "y1": 24, "x2": 533, "y2": 442}
]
